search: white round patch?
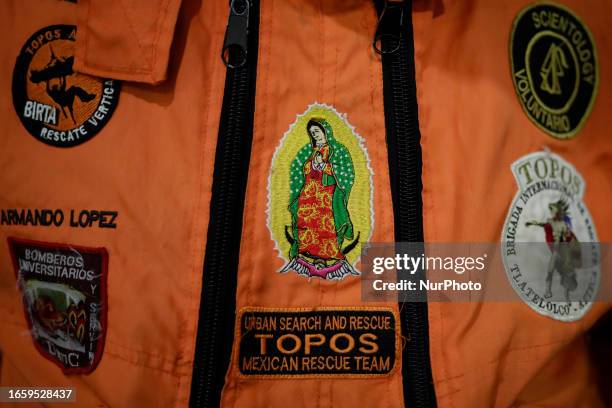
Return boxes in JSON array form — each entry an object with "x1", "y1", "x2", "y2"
[{"x1": 501, "y1": 151, "x2": 599, "y2": 322}]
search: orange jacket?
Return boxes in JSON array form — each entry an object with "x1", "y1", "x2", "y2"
[{"x1": 0, "y1": 0, "x2": 610, "y2": 407}]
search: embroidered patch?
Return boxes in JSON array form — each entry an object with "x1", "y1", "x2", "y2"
[
  {"x1": 509, "y1": 3, "x2": 598, "y2": 139},
  {"x1": 7, "y1": 237, "x2": 108, "y2": 374},
  {"x1": 268, "y1": 104, "x2": 373, "y2": 280},
  {"x1": 236, "y1": 307, "x2": 399, "y2": 378},
  {"x1": 12, "y1": 25, "x2": 120, "y2": 147},
  {"x1": 501, "y1": 152, "x2": 599, "y2": 321}
]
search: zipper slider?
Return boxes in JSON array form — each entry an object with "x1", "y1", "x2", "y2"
[
  {"x1": 222, "y1": 0, "x2": 250, "y2": 68},
  {"x1": 373, "y1": 0, "x2": 406, "y2": 55}
]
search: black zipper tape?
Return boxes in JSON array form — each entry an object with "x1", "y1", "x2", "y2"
[
  {"x1": 374, "y1": 0, "x2": 437, "y2": 406},
  {"x1": 189, "y1": 0, "x2": 260, "y2": 406}
]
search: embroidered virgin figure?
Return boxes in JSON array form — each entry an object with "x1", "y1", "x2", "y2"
[{"x1": 280, "y1": 118, "x2": 360, "y2": 279}]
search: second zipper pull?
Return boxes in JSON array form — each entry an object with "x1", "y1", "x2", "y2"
[
  {"x1": 222, "y1": 0, "x2": 250, "y2": 68},
  {"x1": 373, "y1": 0, "x2": 406, "y2": 55}
]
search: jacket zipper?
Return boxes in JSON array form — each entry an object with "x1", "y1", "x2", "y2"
[
  {"x1": 189, "y1": 1, "x2": 260, "y2": 407},
  {"x1": 374, "y1": 1, "x2": 437, "y2": 407}
]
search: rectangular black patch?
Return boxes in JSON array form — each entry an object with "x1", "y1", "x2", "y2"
[{"x1": 237, "y1": 307, "x2": 399, "y2": 378}]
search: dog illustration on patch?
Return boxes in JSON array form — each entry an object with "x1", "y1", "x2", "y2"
[{"x1": 526, "y1": 199, "x2": 582, "y2": 301}]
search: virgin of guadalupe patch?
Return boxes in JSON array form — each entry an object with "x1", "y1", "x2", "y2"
[
  {"x1": 509, "y1": 3, "x2": 598, "y2": 139},
  {"x1": 12, "y1": 25, "x2": 120, "y2": 147},
  {"x1": 268, "y1": 104, "x2": 373, "y2": 280},
  {"x1": 7, "y1": 237, "x2": 108, "y2": 374},
  {"x1": 501, "y1": 152, "x2": 599, "y2": 322}
]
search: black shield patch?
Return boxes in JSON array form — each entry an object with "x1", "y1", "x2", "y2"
[{"x1": 8, "y1": 237, "x2": 108, "y2": 374}]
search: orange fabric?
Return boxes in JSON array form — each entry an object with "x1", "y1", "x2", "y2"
[
  {"x1": 0, "y1": 0, "x2": 610, "y2": 407},
  {"x1": 414, "y1": 0, "x2": 612, "y2": 406},
  {"x1": 74, "y1": 0, "x2": 182, "y2": 84},
  {"x1": 220, "y1": 0, "x2": 401, "y2": 406},
  {"x1": 0, "y1": 0, "x2": 227, "y2": 406}
]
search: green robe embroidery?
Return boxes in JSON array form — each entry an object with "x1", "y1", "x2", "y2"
[{"x1": 287, "y1": 118, "x2": 355, "y2": 259}]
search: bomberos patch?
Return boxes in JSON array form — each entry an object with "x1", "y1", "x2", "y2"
[
  {"x1": 8, "y1": 237, "x2": 108, "y2": 374},
  {"x1": 12, "y1": 25, "x2": 120, "y2": 147}
]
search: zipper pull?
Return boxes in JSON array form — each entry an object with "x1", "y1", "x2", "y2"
[
  {"x1": 373, "y1": 0, "x2": 406, "y2": 55},
  {"x1": 222, "y1": 0, "x2": 250, "y2": 68}
]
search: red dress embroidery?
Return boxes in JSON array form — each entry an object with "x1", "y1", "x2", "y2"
[{"x1": 296, "y1": 145, "x2": 344, "y2": 261}]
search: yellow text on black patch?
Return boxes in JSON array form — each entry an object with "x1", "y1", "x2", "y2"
[
  {"x1": 509, "y1": 2, "x2": 598, "y2": 139},
  {"x1": 236, "y1": 307, "x2": 399, "y2": 378}
]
